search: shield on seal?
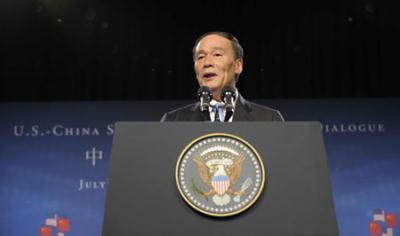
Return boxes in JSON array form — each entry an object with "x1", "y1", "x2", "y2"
[{"x1": 211, "y1": 175, "x2": 230, "y2": 196}]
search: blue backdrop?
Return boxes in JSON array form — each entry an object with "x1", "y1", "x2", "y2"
[{"x1": 0, "y1": 99, "x2": 399, "y2": 235}]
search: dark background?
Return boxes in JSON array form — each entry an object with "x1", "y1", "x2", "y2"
[{"x1": 1, "y1": 0, "x2": 399, "y2": 101}]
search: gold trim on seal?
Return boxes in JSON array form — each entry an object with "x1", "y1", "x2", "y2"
[{"x1": 175, "y1": 133, "x2": 266, "y2": 217}]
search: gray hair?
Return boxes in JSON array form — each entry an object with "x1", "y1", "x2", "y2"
[{"x1": 192, "y1": 31, "x2": 244, "y2": 61}]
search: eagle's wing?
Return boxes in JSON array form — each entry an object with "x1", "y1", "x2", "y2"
[
  {"x1": 229, "y1": 156, "x2": 245, "y2": 185},
  {"x1": 193, "y1": 158, "x2": 212, "y2": 187}
]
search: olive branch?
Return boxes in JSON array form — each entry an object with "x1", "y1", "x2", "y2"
[{"x1": 191, "y1": 178, "x2": 208, "y2": 201}]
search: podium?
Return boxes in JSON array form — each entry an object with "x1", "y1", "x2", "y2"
[{"x1": 102, "y1": 122, "x2": 338, "y2": 236}]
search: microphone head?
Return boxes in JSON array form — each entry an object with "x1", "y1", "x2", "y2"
[
  {"x1": 197, "y1": 86, "x2": 212, "y2": 113},
  {"x1": 197, "y1": 86, "x2": 212, "y2": 99},
  {"x1": 221, "y1": 86, "x2": 236, "y2": 102}
]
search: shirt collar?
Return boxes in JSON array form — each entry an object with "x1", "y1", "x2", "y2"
[
  {"x1": 208, "y1": 88, "x2": 238, "y2": 122},
  {"x1": 209, "y1": 88, "x2": 238, "y2": 107}
]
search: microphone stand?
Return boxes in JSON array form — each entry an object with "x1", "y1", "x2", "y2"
[
  {"x1": 197, "y1": 86, "x2": 212, "y2": 121},
  {"x1": 221, "y1": 86, "x2": 236, "y2": 122}
]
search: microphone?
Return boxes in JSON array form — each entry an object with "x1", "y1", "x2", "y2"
[
  {"x1": 197, "y1": 86, "x2": 212, "y2": 120},
  {"x1": 221, "y1": 86, "x2": 236, "y2": 122}
]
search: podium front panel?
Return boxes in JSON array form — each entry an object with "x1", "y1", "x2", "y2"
[{"x1": 102, "y1": 122, "x2": 338, "y2": 236}]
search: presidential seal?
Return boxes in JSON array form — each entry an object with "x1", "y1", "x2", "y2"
[{"x1": 176, "y1": 133, "x2": 266, "y2": 217}]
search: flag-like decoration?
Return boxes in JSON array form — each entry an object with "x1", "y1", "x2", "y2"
[
  {"x1": 45, "y1": 215, "x2": 58, "y2": 227},
  {"x1": 369, "y1": 209, "x2": 398, "y2": 236},
  {"x1": 386, "y1": 213, "x2": 398, "y2": 229},
  {"x1": 58, "y1": 218, "x2": 70, "y2": 233},
  {"x1": 40, "y1": 214, "x2": 71, "y2": 236},
  {"x1": 374, "y1": 209, "x2": 385, "y2": 222},
  {"x1": 370, "y1": 221, "x2": 382, "y2": 236},
  {"x1": 40, "y1": 226, "x2": 52, "y2": 236}
]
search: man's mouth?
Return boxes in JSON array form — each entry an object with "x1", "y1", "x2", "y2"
[{"x1": 203, "y1": 73, "x2": 217, "y2": 79}]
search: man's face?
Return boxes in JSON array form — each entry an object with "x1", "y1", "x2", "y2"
[{"x1": 194, "y1": 34, "x2": 243, "y2": 100}]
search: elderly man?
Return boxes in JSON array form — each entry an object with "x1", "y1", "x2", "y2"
[{"x1": 161, "y1": 31, "x2": 284, "y2": 122}]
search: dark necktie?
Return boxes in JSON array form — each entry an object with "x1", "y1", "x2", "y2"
[{"x1": 214, "y1": 104, "x2": 224, "y2": 122}]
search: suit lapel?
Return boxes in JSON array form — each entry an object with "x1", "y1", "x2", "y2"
[
  {"x1": 190, "y1": 102, "x2": 209, "y2": 121},
  {"x1": 232, "y1": 94, "x2": 253, "y2": 121}
]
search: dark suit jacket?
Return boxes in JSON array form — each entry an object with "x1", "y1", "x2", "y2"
[{"x1": 161, "y1": 95, "x2": 284, "y2": 122}]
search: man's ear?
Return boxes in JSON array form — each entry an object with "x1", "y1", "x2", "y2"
[
  {"x1": 235, "y1": 58, "x2": 243, "y2": 75},
  {"x1": 234, "y1": 58, "x2": 243, "y2": 82}
]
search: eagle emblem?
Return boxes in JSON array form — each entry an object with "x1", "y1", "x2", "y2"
[
  {"x1": 194, "y1": 155, "x2": 245, "y2": 206},
  {"x1": 176, "y1": 133, "x2": 265, "y2": 217}
]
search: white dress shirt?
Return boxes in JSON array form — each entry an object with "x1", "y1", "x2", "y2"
[{"x1": 208, "y1": 89, "x2": 238, "y2": 122}]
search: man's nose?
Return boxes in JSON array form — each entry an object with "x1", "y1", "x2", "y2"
[{"x1": 203, "y1": 55, "x2": 214, "y2": 68}]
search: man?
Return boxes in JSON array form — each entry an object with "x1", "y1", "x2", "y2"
[{"x1": 161, "y1": 31, "x2": 284, "y2": 122}]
